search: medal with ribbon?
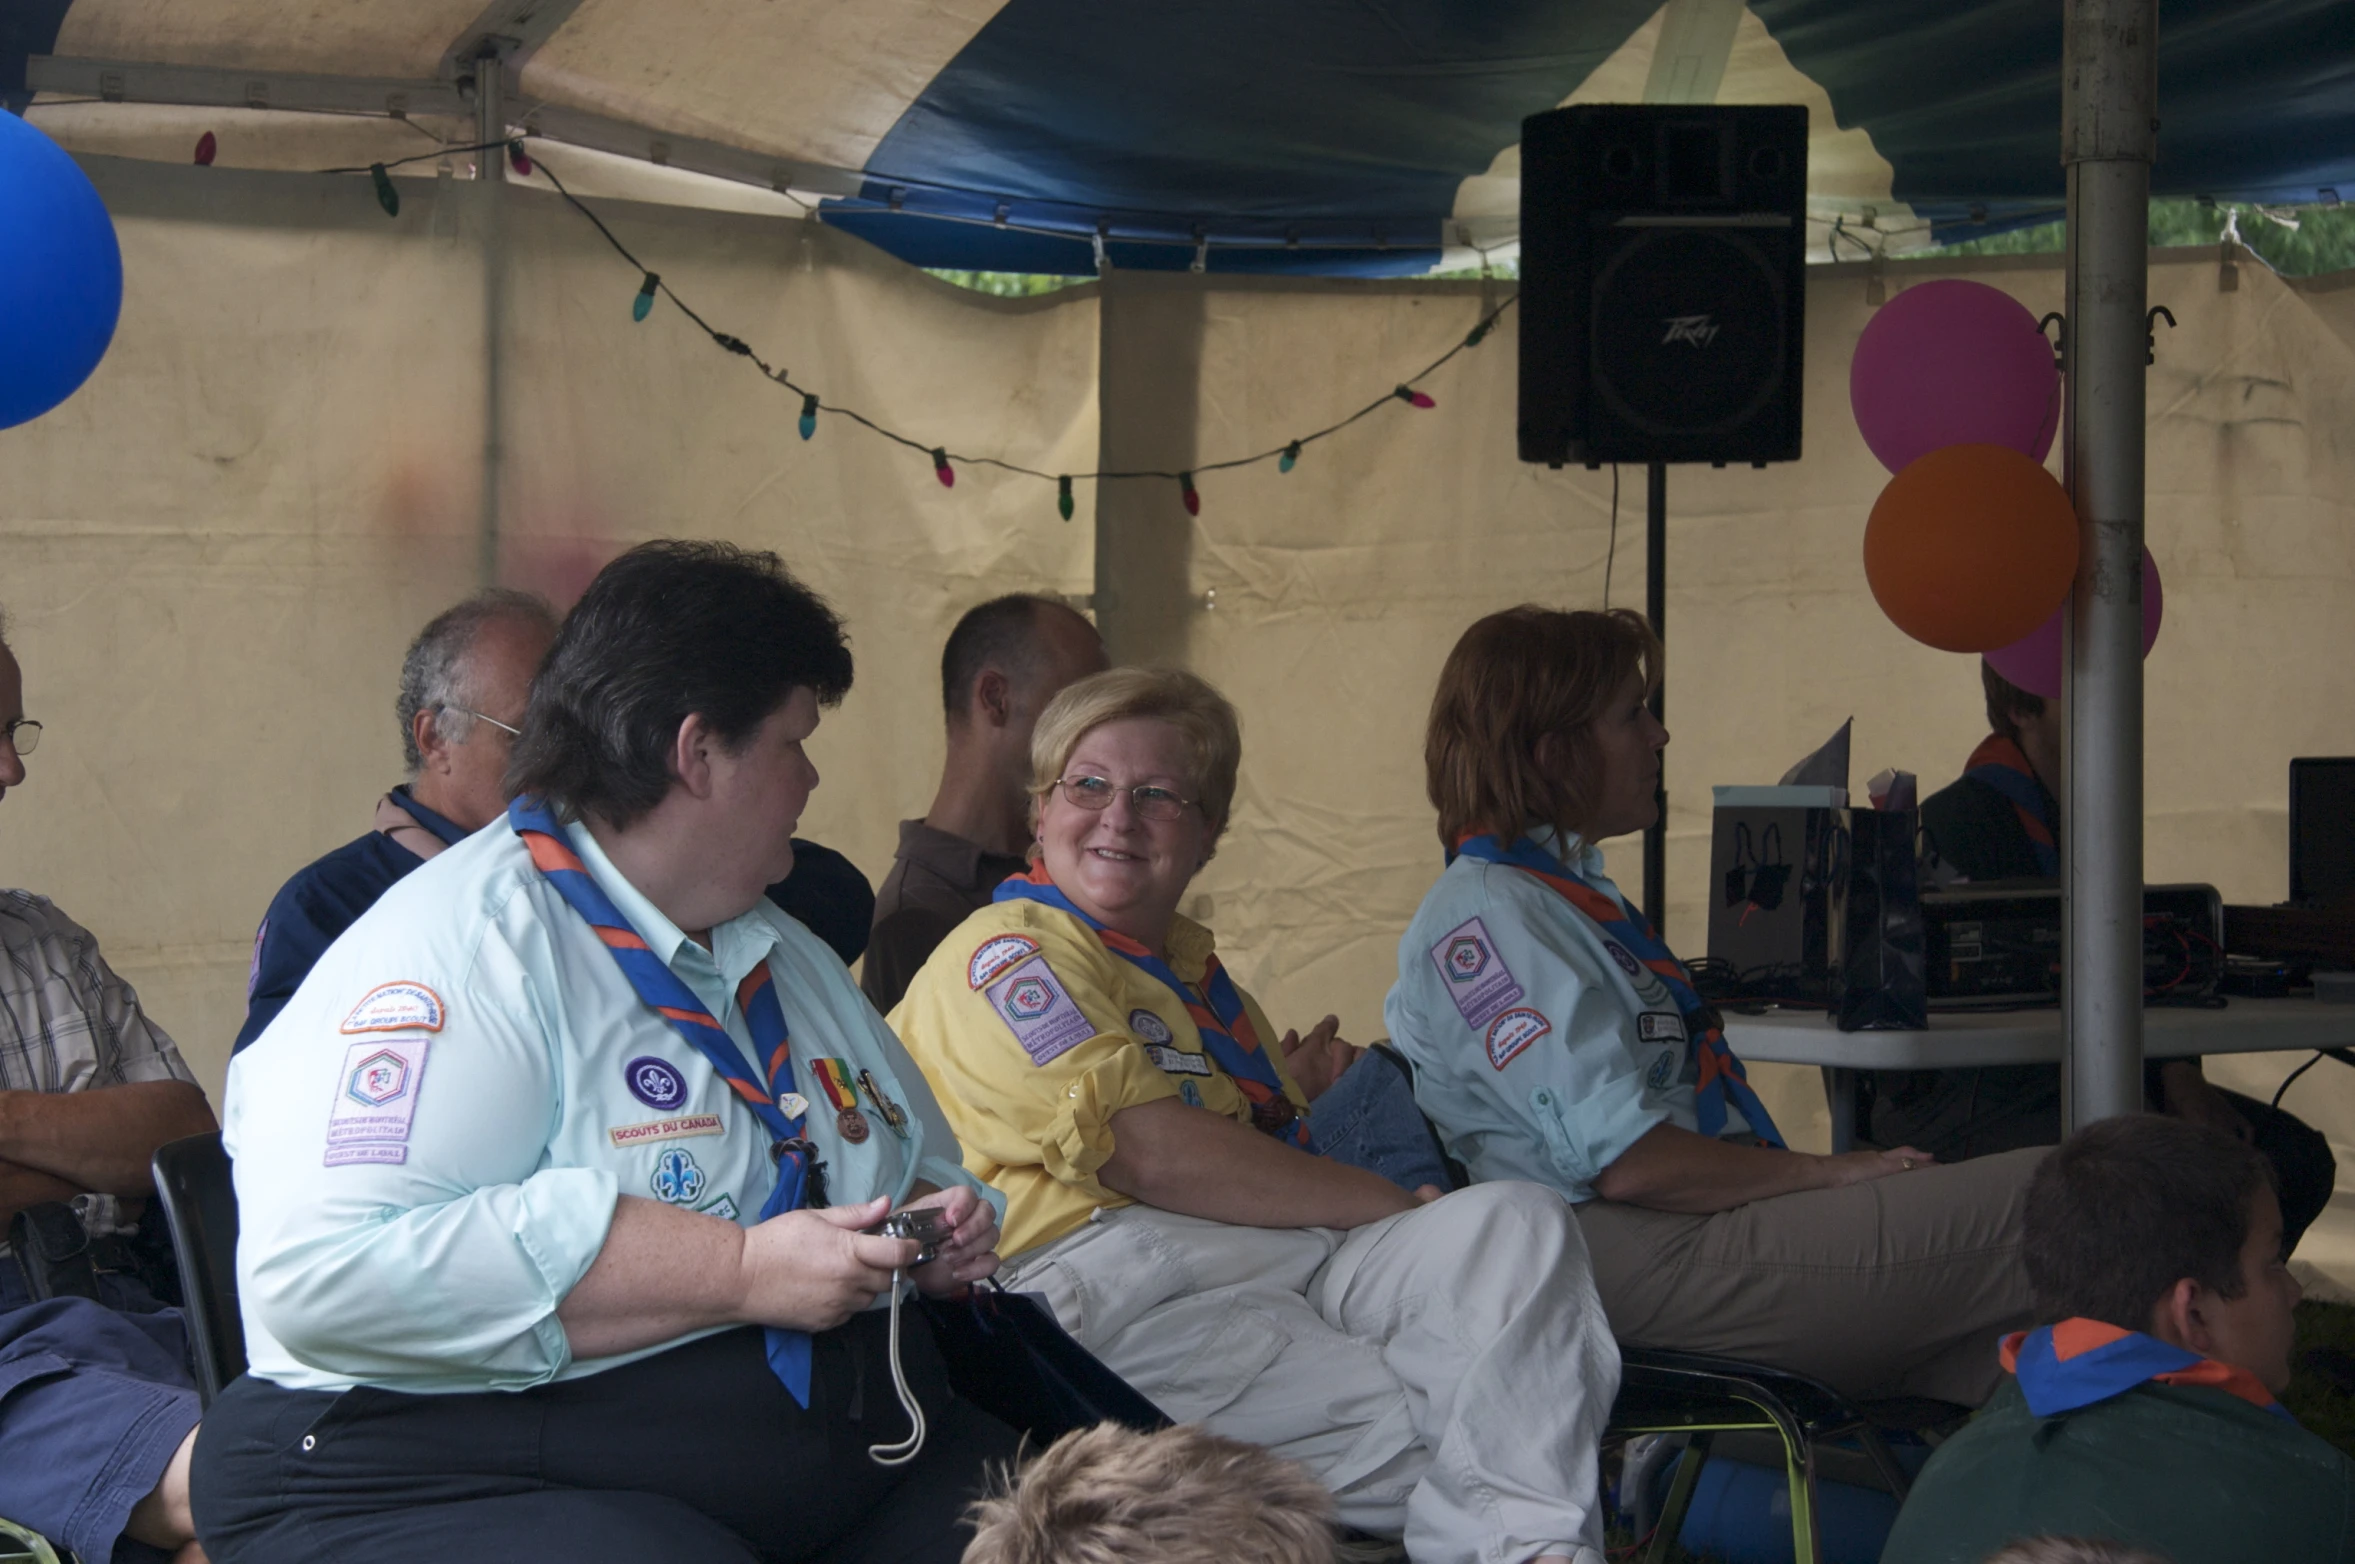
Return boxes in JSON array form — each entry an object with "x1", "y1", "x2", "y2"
[
  {"x1": 994, "y1": 866, "x2": 1315, "y2": 1150},
  {"x1": 813, "y1": 1057, "x2": 870, "y2": 1144},
  {"x1": 1452, "y1": 832, "x2": 1785, "y2": 1147},
  {"x1": 509, "y1": 797, "x2": 825, "y2": 1405}
]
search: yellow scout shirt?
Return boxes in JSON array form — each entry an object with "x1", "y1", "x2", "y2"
[{"x1": 889, "y1": 896, "x2": 1311, "y2": 1258}]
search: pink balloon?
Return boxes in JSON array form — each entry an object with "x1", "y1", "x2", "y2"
[
  {"x1": 1982, "y1": 547, "x2": 2164, "y2": 699},
  {"x1": 1849, "y1": 279, "x2": 2060, "y2": 474}
]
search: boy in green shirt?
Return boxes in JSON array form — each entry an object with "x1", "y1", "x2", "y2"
[{"x1": 1883, "y1": 1113, "x2": 2355, "y2": 1564}]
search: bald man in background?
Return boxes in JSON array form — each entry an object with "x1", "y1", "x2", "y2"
[{"x1": 861, "y1": 594, "x2": 1107, "y2": 1012}]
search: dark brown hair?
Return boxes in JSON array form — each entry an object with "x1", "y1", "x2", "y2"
[
  {"x1": 2023, "y1": 1114, "x2": 2276, "y2": 1329},
  {"x1": 505, "y1": 541, "x2": 852, "y2": 828},
  {"x1": 1424, "y1": 606, "x2": 1661, "y2": 845},
  {"x1": 1982, "y1": 659, "x2": 2048, "y2": 742}
]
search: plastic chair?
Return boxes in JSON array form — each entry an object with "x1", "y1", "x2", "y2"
[
  {"x1": 150, "y1": 1131, "x2": 245, "y2": 1406},
  {"x1": 0, "y1": 1514, "x2": 65, "y2": 1564},
  {"x1": 1607, "y1": 1347, "x2": 1921, "y2": 1564}
]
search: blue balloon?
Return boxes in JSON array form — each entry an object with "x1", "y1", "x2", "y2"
[{"x1": 0, "y1": 111, "x2": 123, "y2": 430}]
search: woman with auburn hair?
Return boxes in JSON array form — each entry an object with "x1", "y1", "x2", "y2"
[
  {"x1": 1385, "y1": 606, "x2": 2040, "y2": 1408},
  {"x1": 890, "y1": 666, "x2": 1620, "y2": 1564}
]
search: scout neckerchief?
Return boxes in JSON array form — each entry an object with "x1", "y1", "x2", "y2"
[
  {"x1": 508, "y1": 797, "x2": 822, "y2": 1406},
  {"x1": 1452, "y1": 831, "x2": 1785, "y2": 1147},
  {"x1": 1964, "y1": 733, "x2": 2060, "y2": 877},
  {"x1": 993, "y1": 864, "x2": 1315, "y2": 1150},
  {"x1": 2002, "y1": 1318, "x2": 2293, "y2": 1422}
]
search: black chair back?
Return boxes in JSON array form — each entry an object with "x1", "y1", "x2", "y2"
[{"x1": 150, "y1": 1131, "x2": 244, "y2": 1406}]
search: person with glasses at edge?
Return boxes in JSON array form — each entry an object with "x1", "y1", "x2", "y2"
[
  {"x1": 0, "y1": 609, "x2": 223, "y2": 1564},
  {"x1": 888, "y1": 666, "x2": 1621, "y2": 1564},
  {"x1": 235, "y1": 589, "x2": 881, "y2": 1053},
  {"x1": 1385, "y1": 606, "x2": 2037, "y2": 1410}
]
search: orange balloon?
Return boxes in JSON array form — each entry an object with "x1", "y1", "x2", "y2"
[{"x1": 1863, "y1": 444, "x2": 2080, "y2": 653}]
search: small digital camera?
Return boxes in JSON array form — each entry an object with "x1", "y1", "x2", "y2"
[{"x1": 868, "y1": 1206, "x2": 949, "y2": 1266}]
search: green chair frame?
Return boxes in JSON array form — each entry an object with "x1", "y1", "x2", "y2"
[
  {"x1": 1609, "y1": 1348, "x2": 1917, "y2": 1564},
  {"x1": 0, "y1": 1514, "x2": 66, "y2": 1564}
]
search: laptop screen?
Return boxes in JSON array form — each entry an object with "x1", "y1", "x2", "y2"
[{"x1": 2290, "y1": 758, "x2": 2355, "y2": 905}]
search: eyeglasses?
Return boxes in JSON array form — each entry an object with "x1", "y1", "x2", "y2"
[
  {"x1": 3, "y1": 719, "x2": 41, "y2": 757},
  {"x1": 1055, "y1": 775, "x2": 1198, "y2": 822},
  {"x1": 446, "y1": 707, "x2": 521, "y2": 739}
]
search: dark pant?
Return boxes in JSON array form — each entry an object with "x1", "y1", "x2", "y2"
[
  {"x1": 0, "y1": 1269, "x2": 200, "y2": 1564},
  {"x1": 191, "y1": 1312, "x2": 1017, "y2": 1564},
  {"x1": 1868, "y1": 1070, "x2": 2338, "y2": 1248}
]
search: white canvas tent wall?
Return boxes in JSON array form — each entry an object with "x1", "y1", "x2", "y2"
[{"x1": 6, "y1": 145, "x2": 2355, "y2": 1278}]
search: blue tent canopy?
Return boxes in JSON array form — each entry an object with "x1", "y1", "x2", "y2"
[{"x1": 10, "y1": 0, "x2": 2349, "y2": 275}]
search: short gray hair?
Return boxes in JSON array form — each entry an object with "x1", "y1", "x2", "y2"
[{"x1": 395, "y1": 588, "x2": 558, "y2": 773}]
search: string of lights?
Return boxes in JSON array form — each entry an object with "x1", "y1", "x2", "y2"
[{"x1": 331, "y1": 139, "x2": 1517, "y2": 518}]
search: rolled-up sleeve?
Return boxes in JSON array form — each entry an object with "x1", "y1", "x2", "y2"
[
  {"x1": 227, "y1": 938, "x2": 617, "y2": 1391},
  {"x1": 891, "y1": 921, "x2": 1180, "y2": 1204},
  {"x1": 1386, "y1": 868, "x2": 1672, "y2": 1202}
]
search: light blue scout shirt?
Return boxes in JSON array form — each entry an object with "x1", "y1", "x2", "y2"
[
  {"x1": 1382, "y1": 829, "x2": 1748, "y2": 1203},
  {"x1": 223, "y1": 817, "x2": 992, "y2": 1395}
]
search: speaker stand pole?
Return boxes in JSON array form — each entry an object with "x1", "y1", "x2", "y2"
[{"x1": 1644, "y1": 461, "x2": 1669, "y2": 934}]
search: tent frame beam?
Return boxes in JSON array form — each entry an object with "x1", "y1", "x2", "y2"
[
  {"x1": 23, "y1": 55, "x2": 870, "y2": 200},
  {"x1": 2059, "y1": 0, "x2": 2157, "y2": 1130}
]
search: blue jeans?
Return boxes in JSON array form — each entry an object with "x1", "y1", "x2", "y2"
[{"x1": 1312, "y1": 1045, "x2": 1456, "y2": 1193}]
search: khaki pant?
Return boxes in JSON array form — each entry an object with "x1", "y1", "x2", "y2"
[
  {"x1": 1574, "y1": 1146, "x2": 2042, "y2": 1407},
  {"x1": 1006, "y1": 1182, "x2": 1619, "y2": 1564}
]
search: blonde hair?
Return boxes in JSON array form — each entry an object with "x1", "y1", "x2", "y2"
[
  {"x1": 1028, "y1": 667, "x2": 1243, "y2": 832},
  {"x1": 1980, "y1": 1541, "x2": 2172, "y2": 1564},
  {"x1": 961, "y1": 1423, "x2": 1339, "y2": 1564},
  {"x1": 1424, "y1": 606, "x2": 1661, "y2": 845}
]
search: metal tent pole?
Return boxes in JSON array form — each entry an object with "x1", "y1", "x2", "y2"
[
  {"x1": 2060, "y1": 0, "x2": 2157, "y2": 1130},
  {"x1": 1645, "y1": 461, "x2": 1668, "y2": 931},
  {"x1": 475, "y1": 52, "x2": 507, "y2": 588}
]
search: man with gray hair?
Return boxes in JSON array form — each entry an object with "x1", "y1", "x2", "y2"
[
  {"x1": 237, "y1": 588, "x2": 878, "y2": 1052},
  {"x1": 234, "y1": 590, "x2": 558, "y2": 1050}
]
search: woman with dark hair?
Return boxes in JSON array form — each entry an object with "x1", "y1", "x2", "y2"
[
  {"x1": 199, "y1": 542, "x2": 1013, "y2": 1564},
  {"x1": 1385, "y1": 606, "x2": 2040, "y2": 1407}
]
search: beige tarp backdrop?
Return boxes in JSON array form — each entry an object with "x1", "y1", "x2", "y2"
[{"x1": 7, "y1": 153, "x2": 2355, "y2": 1270}]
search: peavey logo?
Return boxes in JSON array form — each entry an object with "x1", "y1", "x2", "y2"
[{"x1": 1661, "y1": 314, "x2": 1720, "y2": 347}]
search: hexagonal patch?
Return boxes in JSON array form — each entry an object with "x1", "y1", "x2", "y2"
[
  {"x1": 347, "y1": 1049, "x2": 412, "y2": 1108},
  {"x1": 1445, "y1": 935, "x2": 1489, "y2": 982},
  {"x1": 1004, "y1": 976, "x2": 1056, "y2": 1020}
]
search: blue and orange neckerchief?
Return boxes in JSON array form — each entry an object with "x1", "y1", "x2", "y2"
[
  {"x1": 508, "y1": 797, "x2": 822, "y2": 1406},
  {"x1": 1451, "y1": 831, "x2": 1785, "y2": 1147},
  {"x1": 992, "y1": 864, "x2": 1315, "y2": 1150},
  {"x1": 1964, "y1": 733, "x2": 2060, "y2": 877},
  {"x1": 2002, "y1": 1318, "x2": 2293, "y2": 1421}
]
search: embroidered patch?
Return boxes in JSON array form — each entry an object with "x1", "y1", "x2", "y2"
[
  {"x1": 1603, "y1": 941, "x2": 1674, "y2": 1007},
  {"x1": 624, "y1": 1056, "x2": 688, "y2": 1111},
  {"x1": 650, "y1": 1146, "x2": 707, "y2": 1206},
  {"x1": 987, "y1": 955, "x2": 1097, "y2": 1066},
  {"x1": 969, "y1": 934, "x2": 1041, "y2": 989},
  {"x1": 1129, "y1": 1008, "x2": 1175, "y2": 1046},
  {"x1": 1637, "y1": 1012, "x2": 1688, "y2": 1044},
  {"x1": 1144, "y1": 1043, "x2": 1213, "y2": 1077},
  {"x1": 1646, "y1": 1048, "x2": 1680, "y2": 1091},
  {"x1": 339, "y1": 981, "x2": 445, "y2": 1035},
  {"x1": 777, "y1": 1092, "x2": 810, "y2": 1121},
  {"x1": 1179, "y1": 1079, "x2": 1206, "y2": 1109},
  {"x1": 608, "y1": 1113, "x2": 726, "y2": 1149},
  {"x1": 1429, "y1": 917, "x2": 1525, "y2": 1032},
  {"x1": 697, "y1": 1192, "x2": 741, "y2": 1222},
  {"x1": 1484, "y1": 1008, "x2": 1551, "y2": 1070},
  {"x1": 324, "y1": 1038, "x2": 428, "y2": 1166}
]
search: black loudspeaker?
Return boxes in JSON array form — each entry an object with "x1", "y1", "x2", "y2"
[{"x1": 1518, "y1": 104, "x2": 1809, "y2": 468}]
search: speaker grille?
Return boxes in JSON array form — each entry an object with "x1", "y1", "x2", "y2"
[{"x1": 1589, "y1": 228, "x2": 1787, "y2": 439}]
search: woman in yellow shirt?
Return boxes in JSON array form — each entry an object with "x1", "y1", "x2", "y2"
[{"x1": 889, "y1": 667, "x2": 1620, "y2": 1564}]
